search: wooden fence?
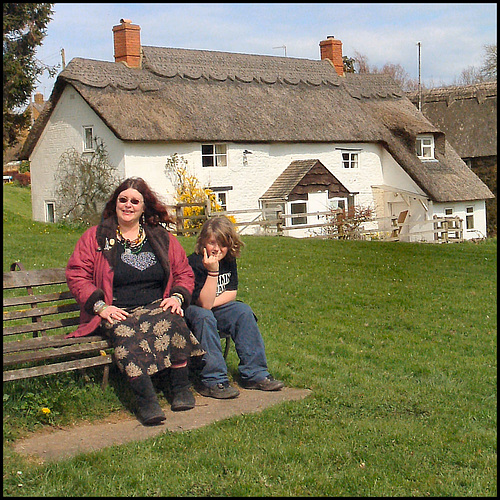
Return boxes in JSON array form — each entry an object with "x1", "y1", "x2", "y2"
[{"x1": 167, "y1": 202, "x2": 464, "y2": 243}]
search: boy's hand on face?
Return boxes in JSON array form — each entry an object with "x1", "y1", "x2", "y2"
[{"x1": 203, "y1": 247, "x2": 220, "y2": 272}]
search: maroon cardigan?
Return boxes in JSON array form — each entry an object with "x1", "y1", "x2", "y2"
[{"x1": 65, "y1": 219, "x2": 194, "y2": 338}]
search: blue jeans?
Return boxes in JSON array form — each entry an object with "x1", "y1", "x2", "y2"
[{"x1": 185, "y1": 301, "x2": 270, "y2": 386}]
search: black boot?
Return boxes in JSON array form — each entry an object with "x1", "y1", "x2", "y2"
[
  {"x1": 129, "y1": 375, "x2": 166, "y2": 425},
  {"x1": 170, "y1": 365, "x2": 195, "y2": 411}
]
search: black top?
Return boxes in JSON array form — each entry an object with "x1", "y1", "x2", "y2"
[
  {"x1": 188, "y1": 252, "x2": 238, "y2": 305},
  {"x1": 113, "y1": 239, "x2": 165, "y2": 308}
]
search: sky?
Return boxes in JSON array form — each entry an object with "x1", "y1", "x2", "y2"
[{"x1": 33, "y1": 3, "x2": 497, "y2": 99}]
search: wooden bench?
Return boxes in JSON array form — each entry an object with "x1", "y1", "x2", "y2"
[
  {"x1": 3, "y1": 262, "x2": 231, "y2": 388},
  {"x1": 3, "y1": 262, "x2": 113, "y2": 388}
]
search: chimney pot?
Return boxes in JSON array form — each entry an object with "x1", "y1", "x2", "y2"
[
  {"x1": 319, "y1": 36, "x2": 344, "y2": 76},
  {"x1": 113, "y1": 20, "x2": 141, "y2": 68}
]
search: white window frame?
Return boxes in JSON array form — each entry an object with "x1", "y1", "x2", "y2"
[
  {"x1": 342, "y1": 151, "x2": 359, "y2": 169},
  {"x1": 289, "y1": 201, "x2": 307, "y2": 226},
  {"x1": 329, "y1": 197, "x2": 348, "y2": 212},
  {"x1": 215, "y1": 191, "x2": 228, "y2": 211},
  {"x1": 466, "y1": 206, "x2": 474, "y2": 230},
  {"x1": 416, "y1": 135, "x2": 435, "y2": 160},
  {"x1": 83, "y1": 126, "x2": 94, "y2": 152},
  {"x1": 45, "y1": 201, "x2": 56, "y2": 223},
  {"x1": 202, "y1": 144, "x2": 228, "y2": 167}
]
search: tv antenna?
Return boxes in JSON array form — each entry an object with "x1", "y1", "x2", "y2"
[{"x1": 273, "y1": 45, "x2": 287, "y2": 57}]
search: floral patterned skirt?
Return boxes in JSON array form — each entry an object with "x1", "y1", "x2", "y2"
[{"x1": 101, "y1": 299, "x2": 205, "y2": 380}]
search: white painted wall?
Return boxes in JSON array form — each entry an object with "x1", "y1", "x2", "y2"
[
  {"x1": 30, "y1": 87, "x2": 125, "y2": 222},
  {"x1": 28, "y1": 92, "x2": 488, "y2": 241}
]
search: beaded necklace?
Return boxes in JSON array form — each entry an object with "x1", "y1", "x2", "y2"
[{"x1": 117, "y1": 224, "x2": 146, "y2": 254}]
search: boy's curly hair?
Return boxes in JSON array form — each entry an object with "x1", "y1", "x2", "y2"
[{"x1": 195, "y1": 216, "x2": 244, "y2": 259}]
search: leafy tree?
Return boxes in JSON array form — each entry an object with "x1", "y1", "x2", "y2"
[
  {"x1": 3, "y1": 3, "x2": 56, "y2": 151},
  {"x1": 55, "y1": 139, "x2": 121, "y2": 226}
]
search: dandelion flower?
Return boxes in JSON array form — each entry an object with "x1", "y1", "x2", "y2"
[{"x1": 41, "y1": 407, "x2": 51, "y2": 414}]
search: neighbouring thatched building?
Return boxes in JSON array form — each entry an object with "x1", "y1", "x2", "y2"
[
  {"x1": 408, "y1": 82, "x2": 497, "y2": 237},
  {"x1": 21, "y1": 19, "x2": 494, "y2": 240}
]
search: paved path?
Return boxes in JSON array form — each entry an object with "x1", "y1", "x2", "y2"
[{"x1": 14, "y1": 387, "x2": 311, "y2": 462}]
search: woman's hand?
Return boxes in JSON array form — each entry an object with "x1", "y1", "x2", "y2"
[
  {"x1": 99, "y1": 305, "x2": 129, "y2": 324},
  {"x1": 160, "y1": 297, "x2": 184, "y2": 316}
]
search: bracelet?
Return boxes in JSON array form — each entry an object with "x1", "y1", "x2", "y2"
[
  {"x1": 93, "y1": 300, "x2": 108, "y2": 315},
  {"x1": 171, "y1": 293, "x2": 184, "y2": 305},
  {"x1": 207, "y1": 271, "x2": 219, "y2": 277}
]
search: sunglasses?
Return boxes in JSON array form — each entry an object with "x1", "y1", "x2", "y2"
[{"x1": 117, "y1": 196, "x2": 143, "y2": 205}]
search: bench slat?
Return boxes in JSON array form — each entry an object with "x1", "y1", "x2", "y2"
[
  {"x1": 3, "y1": 268, "x2": 67, "y2": 289},
  {"x1": 3, "y1": 317, "x2": 81, "y2": 337},
  {"x1": 3, "y1": 290, "x2": 75, "y2": 307},
  {"x1": 3, "y1": 334, "x2": 110, "y2": 354},
  {"x1": 3, "y1": 355, "x2": 113, "y2": 382},
  {"x1": 4, "y1": 341, "x2": 112, "y2": 366},
  {"x1": 4, "y1": 302, "x2": 80, "y2": 321}
]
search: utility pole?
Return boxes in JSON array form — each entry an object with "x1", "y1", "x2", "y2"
[{"x1": 417, "y1": 42, "x2": 422, "y2": 112}]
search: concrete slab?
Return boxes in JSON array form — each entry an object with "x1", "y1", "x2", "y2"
[{"x1": 13, "y1": 387, "x2": 311, "y2": 462}]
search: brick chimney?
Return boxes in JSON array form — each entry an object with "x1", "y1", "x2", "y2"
[
  {"x1": 112, "y1": 19, "x2": 141, "y2": 68},
  {"x1": 34, "y1": 92, "x2": 44, "y2": 105},
  {"x1": 319, "y1": 36, "x2": 344, "y2": 76}
]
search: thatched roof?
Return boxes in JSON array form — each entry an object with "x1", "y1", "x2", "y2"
[
  {"x1": 21, "y1": 45, "x2": 494, "y2": 203},
  {"x1": 407, "y1": 81, "x2": 497, "y2": 159},
  {"x1": 260, "y1": 159, "x2": 351, "y2": 201}
]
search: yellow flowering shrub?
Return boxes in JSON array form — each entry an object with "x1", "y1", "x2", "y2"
[{"x1": 165, "y1": 154, "x2": 236, "y2": 232}]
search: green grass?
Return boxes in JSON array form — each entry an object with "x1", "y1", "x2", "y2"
[{"x1": 3, "y1": 184, "x2": 497, "y2": 496}]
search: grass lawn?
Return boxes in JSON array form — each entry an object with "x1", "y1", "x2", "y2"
[{"x1": 3, "y1": 184, "x2": 497, "y2": 496}]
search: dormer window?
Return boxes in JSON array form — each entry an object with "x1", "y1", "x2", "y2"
[{"x1": 416, "y1": 135, "x2": 435, "y2": 160}]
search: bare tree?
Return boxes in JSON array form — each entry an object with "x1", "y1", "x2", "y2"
[
  {"x1": 454, "y1": 65, "x2": 484, "y2": 86},
  {"x1": 352, "y1": 51, "x2": 419, "y2": 91},
  {"x1": 55, "y1": 139, "x2": 120, "y2": 225},
  {"x1": 481, "y1": 44, "x2": 497, "y2": 81},
  {"x1": 453, "y1": 44, "x2": 497, "y2": 86}
]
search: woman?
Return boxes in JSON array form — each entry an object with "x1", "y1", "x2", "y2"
[
  {"x1": 185, "y1": 216, "x2": 284, "y2": 399},
  {"x1": 66, "y1": 177, "x2": 205, "y2": 425}
]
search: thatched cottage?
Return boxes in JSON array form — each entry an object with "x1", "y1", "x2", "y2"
[
  {"x1": 408, "y1": 82, "x2": 497, "y2": 237},
  {"x1": 21, "y1": 19, "x2": 494, "y2": 240}
]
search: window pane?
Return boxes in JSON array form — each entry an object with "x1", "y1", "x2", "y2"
[
  {"x1": 46, "y1": 202, "x2": 55, "y2": 223},
  {"x1": 202, "y1": 144, "x2": 213, "y2": 155},
  {"x1": 202, "y1": 156, "x2": 214, "y2": 167},
  {"x1": 217, "y1": 192, "x2": 227, "y2": 210},
  {"x1": 291, "y1": 203, "x2": 307, "y2": 225},
  {"x1": 84, "y1": 128, "x2": 93, "y2": 150},
  {"x1": 215, "y1": 154, "x2": 227, "y2": 167}
]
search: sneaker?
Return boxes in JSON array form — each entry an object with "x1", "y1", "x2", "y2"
[
  {"x1": 241, "y1": 375, "x2": 284, "y2": 391},
  {"x1": 197, "y1": 381, "x2": 240, "y2": 399}
]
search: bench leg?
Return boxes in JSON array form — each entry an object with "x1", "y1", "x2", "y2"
[
  {"x1": 101, "y1": 364, "x2": 110, "y2": 390},
  {"x1": 223, "y1": 336, "x2": 231, "y2": 359}
]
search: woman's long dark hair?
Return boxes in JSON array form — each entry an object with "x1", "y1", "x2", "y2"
[{"x1": 102, "y1": 177, "x2": 174, "y2": 226}]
